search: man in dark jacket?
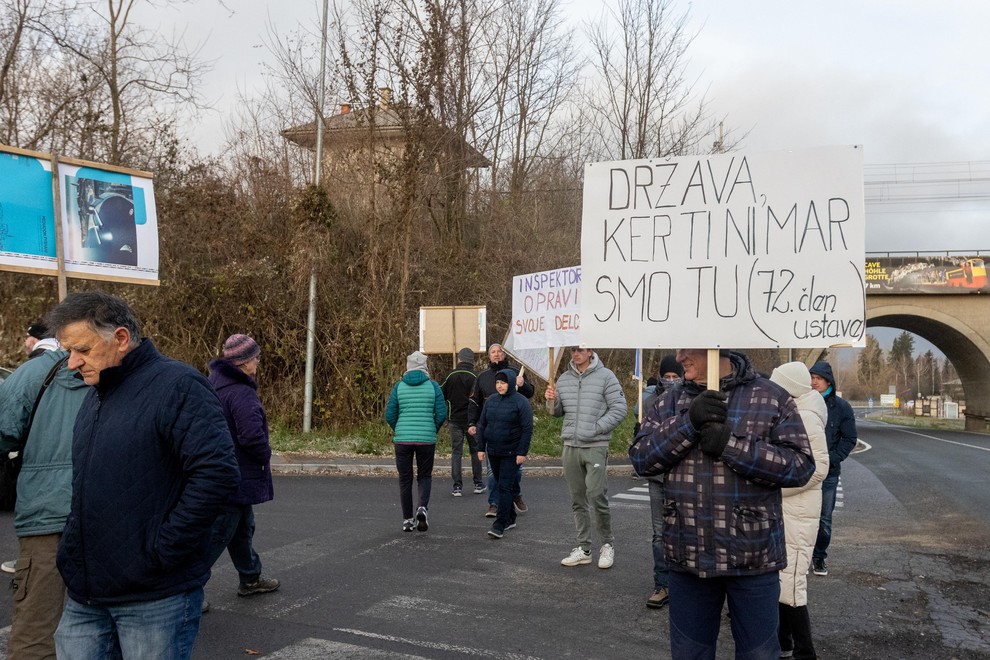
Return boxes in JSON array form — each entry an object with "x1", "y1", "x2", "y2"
[
  {"x1": 808, "y1": 360, "x2": 858, "y2": 577},
  {"x1": 630, "y1": 349, "x2": 814, "y2": 658},
  {"x1": 206, "y1": 334, "x2": 280, "y2": 602},
  {"x1": 467, "y1": 343, "x2": 535, "y2": 516},
  {"x1": 47, "y1": 291, "x2": 239, "y2": 660},
  {"x1": 441, "y1": 347, "x2": 483, "y2": 496}
]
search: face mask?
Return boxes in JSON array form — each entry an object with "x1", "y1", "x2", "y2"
[{"x1": 661, "y1": 376, "x2": 682, "y2": 388}]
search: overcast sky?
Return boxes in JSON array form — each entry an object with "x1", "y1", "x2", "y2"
[{"x1": 144, "y1": 0, "x2": 990, "y2": 254}]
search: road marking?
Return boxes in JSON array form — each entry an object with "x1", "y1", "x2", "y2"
[
  {"x1": 265, "y1": 637, "x2": 427, "y2": 658},
  {"x1": 897, "y1": 429, "x2": 990, "y2": 452},
  {"x1": 334, "y1": 628, "x2": 544, "y2": 659},
  {"x1": 613, "y1": 493, "x2": 651, "y2": 501}
]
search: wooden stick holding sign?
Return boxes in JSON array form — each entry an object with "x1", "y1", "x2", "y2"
[
  {"x1": 707, "y1": 350, "x2": 720, "y2": 392},
  {"x1": 548, "y1": 348, "x2": 555, "y2": 388},
  {"x1": 637, "y1": 348, "x2": 644, "y2": 425}
]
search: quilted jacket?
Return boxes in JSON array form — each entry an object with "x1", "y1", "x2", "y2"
[
  {"x1": 467, "y1": 359, "x2": 535, "y2": 427},
  {"x1": 476, "y1": 369, "x2": 533, "y2": 457},
  {"x1": 57, "y1": 339, "x2": 239, "y2": 604},
  {"x1": 629, "y1": 351, "x2": 815, "y2": 578},
  {"x1": 208, "y1": 357, "x2": 274, "y2": 506},
  {"x1": 770, "y1": 363, "x2": 830, "y2": 607},
  {"x1": 385, "y1": 370, "x2": 446, "y2": 443},
  {"x1": 0, "y1": 349, "x2": 88, "y2": 536},
  {"x1": 547, "y1": 353, "x2": 627, "y2": 448}
]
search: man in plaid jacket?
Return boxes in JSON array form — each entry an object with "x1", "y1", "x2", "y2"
[{"x1": 630, "y1": 349, "x2": 815, "y2": 659}]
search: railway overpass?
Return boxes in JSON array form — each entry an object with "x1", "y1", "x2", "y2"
[{"x1": 798, "y1": 253, "x2": 990, "y2": 431}]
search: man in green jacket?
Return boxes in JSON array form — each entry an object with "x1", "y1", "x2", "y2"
[{"x1": 0, "y1": 345, "x2": 89, "y2": 659}]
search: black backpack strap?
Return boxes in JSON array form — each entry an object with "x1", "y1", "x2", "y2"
[{"x1": 22, "y1": 354, "x2": 70, "y2": 445}]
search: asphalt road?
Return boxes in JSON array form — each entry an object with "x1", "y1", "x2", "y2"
[{"x1": 0, "y1": 421, "x2": 987, "y2": 658}]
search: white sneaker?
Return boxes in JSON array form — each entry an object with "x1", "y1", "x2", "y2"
[
  {"x1": 598, "y1": 543, "x2": 614, "y2": 569},
  {"x1": 560, "y1": 547, "x2": 592, "y2": 566},
  {"x1": 0, "y1": 560, "x2": 15, "y2": 574}
]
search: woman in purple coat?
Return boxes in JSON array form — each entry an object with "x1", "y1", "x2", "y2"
[{"x1": 206, "y1": 334, "x2": 280, "y2": 601}]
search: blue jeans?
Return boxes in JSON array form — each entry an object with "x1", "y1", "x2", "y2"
[
  {"x1": 55, "y1": 589, "x2": 204, "y2": 659},
  {"x1": 486, "y1": 453, "x2": 521, "y2": 506},
  {"x1": 649, "y1": 479, "x2": 669, "y2": 589},
  {"x1": 668, "y1": 570, "x2": 780, "y2": 660},
  {"x1": 489, "y1": 455, "x2": 519, "y2": 532},
  {"x1": 450, "y1": 424, "x2": 482, "y2": 489},
  {"x1": 813, "y1": 474, "x2": 839, "y2": 561},
  {"x1": 395, "y1": 443, "x2": 435, "y2": 520},
  {"x1": 207, "y1": 503, "x2": 263, "y2": 585}
]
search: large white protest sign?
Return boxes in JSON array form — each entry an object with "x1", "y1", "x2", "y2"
[
  {"x1": 580, "y1": 146, "x2": 866, "y2": 349},
  {"x1": 510, "y1": 266, "x2": 582, "y2": 350}
]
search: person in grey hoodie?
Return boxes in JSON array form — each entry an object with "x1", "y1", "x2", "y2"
[{"x1": 545, "y1": 347, "x2": 627, "y2": 570}]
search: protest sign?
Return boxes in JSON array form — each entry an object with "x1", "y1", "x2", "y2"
[
  {"x1": 501, "y1": 329, "x2": 564, "y2": 383},
  {"x1": 510, "y1": 266, "x2": 582, "y2": 350},
  {"x1": 419, "y1": 306, "x2": 486, "y2": 355},
  {"x1": 580, "y1": 146, "x2": 866, "y2": 349}
]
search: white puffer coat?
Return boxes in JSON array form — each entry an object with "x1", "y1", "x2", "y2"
[{"x1": 771, "y1": 362, "x2": 830, "y2": 607}]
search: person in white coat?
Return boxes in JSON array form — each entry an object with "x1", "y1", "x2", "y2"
[{"x1": 770, "y1": 362, "x2": 830, "y2": 660}]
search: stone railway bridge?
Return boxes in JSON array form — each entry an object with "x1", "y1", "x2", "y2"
[{"x1": 796, "y1": 293, "x2": 990, "y2": 431}]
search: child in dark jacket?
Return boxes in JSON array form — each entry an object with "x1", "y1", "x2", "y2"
[{"x1": 476, "y1": 369, "x2": 533, "y2": 538}]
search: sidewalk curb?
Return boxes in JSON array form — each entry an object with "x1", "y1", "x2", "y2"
[{"x1": 270, "y1": 460, "x2": 636, "y2": 478}]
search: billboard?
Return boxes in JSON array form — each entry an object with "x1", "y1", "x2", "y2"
[
  {"x1": 580, "y1": 146, "x2": 866, "y2": 349},
  {"x1": 0, "y1": 145, "x2": 159, "y2": 285},
  {"x1": 865, "y1": 255, "x2": 990, "y2": 294}
]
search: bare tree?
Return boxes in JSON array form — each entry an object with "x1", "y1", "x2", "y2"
[
  {"x1": 29, "y1": 0, "x2": 209, "y2": 166},
  {"x1": 583, "y1": 0, "x2": 724, "y2": 160}
]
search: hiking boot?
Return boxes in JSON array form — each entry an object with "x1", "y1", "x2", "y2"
[
  {"x1": 416, "y1": 506, "x2": 429, "y2": 531},
  {"x1": 513, "y1": 496, "x2": 528, "y2": 514},
  {"x1": 473, "y1": 484, "x2": 487, "y2": 494},
  {"x1": 452, "y1": 485, "x2": 463, "y2": 497},
  {"x1": 1, "y1": 560, "x2": 15, "y2": 574},
  {"x1": 485, "y1": 504, "x2": 497, "y2": 518},
  {"x1": 598, "y1": 543, "x2": 615, "y2": 569},
  {"x1": 238, "y1": 576, "x2": 280, "y2": 597},
  {"x1": 812, "y1": 558, "x2": 828, "y2": 576},
  {"x1": 560, "y1": 547, "x2": 592, "y2": 566},
  {"x1": 487, "y1": 527, "x2": 504, "y2": 539},
  {"x1": 646, "y1": 587, "x2": 669, "y2": 609},
  {"x1": 402, "y1": 518, "x2": 415, "y2": 532}
]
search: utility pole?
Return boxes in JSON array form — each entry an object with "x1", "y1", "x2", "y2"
[{"x1": 303, "y1": 0, "x2": 330, "y2": 433}]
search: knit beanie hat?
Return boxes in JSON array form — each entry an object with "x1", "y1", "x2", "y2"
[
  {"x1": 495, "y1": 371, "x2": 509, "y2": 383},
  {"x1": 658, "y1": 354, "x2": 684, "y2": 378},
  {"x1": 27, "y1": 321, "x2": 49, "y2": 340},
  {"x1": 770, "y1": 361, "x2": 812, "y2": 397},
  {"x1": 406, "y1": 351, "x2": 429, "y2": 375},
  {"x1": 223, "y1": 334, "x2": 260, "y2": 365},
  {"x1": 457, "y1": 347, "x2": 474, "y2": 363}
]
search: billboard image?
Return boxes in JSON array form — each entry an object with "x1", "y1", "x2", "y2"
[
  {"x1": 865, "y1": 255, "x2": 989, "y2": 294},
  {"x1": 0, "y1": 144, "x2": 159, "y2": 285}
]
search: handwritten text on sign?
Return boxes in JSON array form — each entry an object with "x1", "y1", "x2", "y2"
[
  {"x1": 579, "y1": 146, "x2": 866, "y2": 349},
  {"x1": 511, "y1": 266, "x2": 582, "y2": 350}
]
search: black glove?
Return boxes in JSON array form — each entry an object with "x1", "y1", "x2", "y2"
[
  {"x1": 698, "y1": 423, "x2": 731, "y2": 457},
  {"x1": 688, "y1": 391, "x2": 727, "y2": 428}
]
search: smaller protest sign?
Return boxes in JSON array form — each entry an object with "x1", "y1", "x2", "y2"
[{"x1": 511, "y1": 266, "x2": 582, "y2": 350}]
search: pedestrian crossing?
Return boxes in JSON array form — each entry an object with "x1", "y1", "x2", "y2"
[{"x1": 610, "y1": 477, "x2": 844, "y2": 508}]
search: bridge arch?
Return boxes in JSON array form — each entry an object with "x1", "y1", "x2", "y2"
[{"x1": 865, "y1": 295, "x2": 990, "y2": 431}]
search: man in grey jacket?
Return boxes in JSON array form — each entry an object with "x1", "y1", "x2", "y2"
[{"x1": 545, "y1": 347, "x2": 627, "y2": 569}]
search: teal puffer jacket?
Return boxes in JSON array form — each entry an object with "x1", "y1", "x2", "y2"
[{"x1": 385, "y1": 370, "x2": 446, "y2": 443}]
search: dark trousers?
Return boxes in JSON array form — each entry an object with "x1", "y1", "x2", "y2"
[
  {"x1": 668, "y1": 570, "x2": 780, "y2": 659},
  {"x1": 778, "y1": 603, "x2": 817, "y2": 659},
  {"x1": 450, "y1": 424, "x2": 482, "y2": 488},
  {"x1": 489, "y1": 454, "x2": 519, "y2": 532},
  {"x1": 207, "y1": 503, "x2": 263, "y2": 586},
  {"x1": 395, "y1": 443, "x2": 435, "y2": 519}
]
